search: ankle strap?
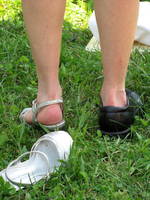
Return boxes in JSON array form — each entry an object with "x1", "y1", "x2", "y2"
[{"x1": 32, "y1": 99, "x2": 63, "y2": 123}]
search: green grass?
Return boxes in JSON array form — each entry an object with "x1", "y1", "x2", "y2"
[{"x1": 0, "y1": 0, "x2": 150, "y2": 199}]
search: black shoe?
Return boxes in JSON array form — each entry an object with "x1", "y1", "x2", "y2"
[{"x1": 99, "y1": 89, "x2": 142, "y2": 137}]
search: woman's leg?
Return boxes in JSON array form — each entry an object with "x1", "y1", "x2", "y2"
[
  {"x1": 94, "y1": 0, "x2": 139, "y2": 107},
  {"x1": 22, "y1": 0, "x2": 66, "y2": 125}
]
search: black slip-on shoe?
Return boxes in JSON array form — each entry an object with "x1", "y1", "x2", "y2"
[{"x1": 99, "y1": 89, "x2": 143, "y2": 138}]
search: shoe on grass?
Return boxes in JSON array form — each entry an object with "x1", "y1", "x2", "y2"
[{"x1": 99, "y1": 89, "x2": 143, "y2": 138}]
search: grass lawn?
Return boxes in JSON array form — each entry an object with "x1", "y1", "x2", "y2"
[{"x1": 0, "y1": 0, "x2": 150, "y2": 199}]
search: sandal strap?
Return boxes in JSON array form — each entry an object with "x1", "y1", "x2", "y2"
[
  {"x1": 37, "y1": 99, "x2": 63, "y2": 110},
  {"x1": 32, "y1": 99, "x2": 63, "y2": 123},
  {"x1": 5, "y1": 151, "x2": 50, "y2": 185}
]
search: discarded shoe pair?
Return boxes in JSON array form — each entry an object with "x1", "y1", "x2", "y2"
[{"x1": 0, "y1": 131, "x2": 73, "y2": 191}]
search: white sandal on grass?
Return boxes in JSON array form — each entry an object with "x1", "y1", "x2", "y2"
[
  {"x1": 20, "y1": 99, "x2": 65, "y2": 130},
  {"x1": 0, "y1": 131, "x2": 73, "y2": 190}
]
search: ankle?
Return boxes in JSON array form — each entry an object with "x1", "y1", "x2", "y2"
[
  {"x1": 100, "y1": 87, "x2": 127, "y2": 107},
  {"x1": 37, "y1": 84, "x2": 62, "y2": 103}
]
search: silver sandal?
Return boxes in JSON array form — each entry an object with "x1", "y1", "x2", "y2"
[{"x1": 20, "y1": 99, "x2": 65, "y2": 130}]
